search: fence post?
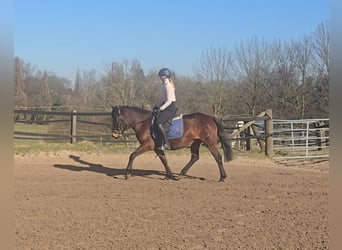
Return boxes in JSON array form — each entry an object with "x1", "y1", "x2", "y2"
[
  {"x1": 265, "y1": 109, "x2": 273, "y2": 157},
  {"x1": 70, "y1": 110, "x2": 77, "y2": 144},
  {"x1": 245, "y1": 125, "x2": 251, "y2": 151}
]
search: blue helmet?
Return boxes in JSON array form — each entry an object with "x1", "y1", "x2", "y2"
[{"x1": 158, "y1": 68, "x2": 172, "y2": 77}]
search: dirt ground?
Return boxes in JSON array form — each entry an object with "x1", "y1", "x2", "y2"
[{"x1": 14, "y1": 150, "x2": 329, "y2": 249}]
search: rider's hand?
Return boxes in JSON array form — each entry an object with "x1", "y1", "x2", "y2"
[{"x1": 152, "y1": 106, "x2": 160, "y2": 116}]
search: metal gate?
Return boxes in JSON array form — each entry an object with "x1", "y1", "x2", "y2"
[{"x1": 273, "y1": 119, "x2": 329, "y2": 159}]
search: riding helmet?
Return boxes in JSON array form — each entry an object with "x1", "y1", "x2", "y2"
[{"x1": 158, "y1": 68, "x2": 172, "y2": 77}]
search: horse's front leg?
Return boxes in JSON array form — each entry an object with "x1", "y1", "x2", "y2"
[
  {"x1": 154, "y1": 149, "x2": 177, "y2": 180},
  {"x1": 125, "y1": 145, "x2": 150, "y2": 179}
]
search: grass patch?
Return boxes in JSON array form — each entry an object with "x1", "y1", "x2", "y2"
[
  {"x1": 14, "y1": 122, "x2": 51, "y2": 133},
  {"x1": 14, "y1": 140, "x2": 137, "y2": 155},
  {"x1": 14, "y1": 140, "x2": 193, "y2": 156},
  {"x1": 232, "y1": 149, "x2": 269, "y2": 160},
  {"x1": 14, "y1": 139, "x2": 271, "y2": 162},
  {"x1": 14, "y1": 122, "x2": 271, "y2": 159}
]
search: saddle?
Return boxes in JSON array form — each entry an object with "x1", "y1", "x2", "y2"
[{"x1": 151, "y1": 114, "x2": 184, "y2": 140}]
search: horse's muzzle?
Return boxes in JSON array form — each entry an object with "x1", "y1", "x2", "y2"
[{"x1": 112, "y1": 130, "x2": 123, "y2": 139}]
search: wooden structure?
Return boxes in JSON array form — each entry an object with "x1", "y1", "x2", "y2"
[{"x1": 222, "y1": 109, "x2": 273, "y2": 156}]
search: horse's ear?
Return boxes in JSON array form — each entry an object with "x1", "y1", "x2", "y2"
[{"x1": 111, "y1": 105, "x2": 121, "y2": 115}]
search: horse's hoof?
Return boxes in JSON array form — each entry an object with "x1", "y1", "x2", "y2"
[
  {"x1": 179, "y1": 171, "x2": 187, "y2": 176},
  {"x1": 172, "y1": 175, "x2": 179, "y2": 181},
  {"x1": 219, "y1": 177, "x2": 226, "y2": 182},
  {"x1": 125, "y1": 172, "x2": 132, "y2": 180},
  {"x1": 165, "y1": 175, "x2": 178, "y2": 181}
]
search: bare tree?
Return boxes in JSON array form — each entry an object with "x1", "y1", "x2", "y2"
[
  {"x1": 309, "y1": 21, "x2": 329, "y2": 117},
  {"x1": 72, "y1": 69, "x2": 87, "y2": 107},
  {"x1": 15, "y1": 58, "x2": 43, "y2": 108},
  {"x1": 311, "y1": 21, "x2": 329, "y2": 77},
  {"x1": 102, "y1": 59, "x2": 149, "y2": 107},
  {"x1": 81, "y1": 69, "x2": 98, "y2": 108},
  {"x1": 39, "y1": 71, "x2": 52, "y2": 108},
  {"x1": 74, "y1": 69, "x2": 81, "y2": 95},
  {"x1": 174, "y1": 76, "x2": 209, "y2": 114},
  {"x1": 140, "y1": 69, "x2": 161, "y2": 108},
  {"x1": 267, "y1": 40, "x2": 301, "y2": 118},
  {"x1": 103, "y1": 61, "x2": 125, "y2": 105},
  {"x1": 293, "y1": 37, "x2": 313, "y2": 118},
  {"x1": 194, "y1": 46, "x2": 233, "y2": 116},
  {"x1": 14, "y1": 57, "x2": 27, "y2": 109},
  {"x1": 128, "y1": 59, "x2": 145, "y2": 106},
  {"x1": 46, "y1": 74, "x2": 72, "y2": 110},
  {"x1": 234, "y1": 37, "x2": 273, "y2": 116}
]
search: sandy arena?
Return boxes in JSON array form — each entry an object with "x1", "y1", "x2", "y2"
[{"x1": 14, "y1": 151, "x2": 329, "y2": 249}]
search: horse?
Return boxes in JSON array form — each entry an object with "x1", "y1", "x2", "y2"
[{"x1": 111, "y1": 106, "x2": 233, "y2": 182}]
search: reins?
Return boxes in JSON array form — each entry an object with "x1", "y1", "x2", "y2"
[{"x1": 113, "y1": 107, "x2": 152, "y2": 134}]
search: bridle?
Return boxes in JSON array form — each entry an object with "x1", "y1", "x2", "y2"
[
  {"x1": 111, "y1": 107, "x2": 151, "y2": 138},
  {"x1": 112, "y1": 108, "x2": 129, "y2": 138}
]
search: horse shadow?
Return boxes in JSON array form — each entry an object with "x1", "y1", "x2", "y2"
[
  {"x1": 52, "y1": 155, "x2": 167, "y2": 180},
  {"x1": 53, "y1": 155, "x2": 209, "y2": 181}
]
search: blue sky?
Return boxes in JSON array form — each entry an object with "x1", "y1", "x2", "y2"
[{"x1": 14, "y1": 0, "x2": 329, "y2": 83}]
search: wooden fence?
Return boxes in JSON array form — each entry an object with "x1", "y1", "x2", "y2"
[
  {"x1": 14, "y1": 108, "x2": 275, "y2": 155},
  {"x1": 14, "y1": 108, "x2": 329, "y2": 159},
  {"x1": 221, "y1": 109, "x2": 274, "y2": 156},
  {"x1": 14, "y1": 109, "x2": 136, "y2": 144}
]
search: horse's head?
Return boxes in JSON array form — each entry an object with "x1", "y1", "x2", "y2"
[{"x1": 111, "y1": 106, "x2": 129, "y2": 139}]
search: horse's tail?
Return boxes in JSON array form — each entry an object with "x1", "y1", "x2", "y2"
[{"x1": 214, "y1": 118, "x2": 233, "y2": 162}]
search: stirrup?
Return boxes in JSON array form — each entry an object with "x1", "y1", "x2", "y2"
[{"x1": 158, "y1": 143, "x2": 170, "y2": 150}]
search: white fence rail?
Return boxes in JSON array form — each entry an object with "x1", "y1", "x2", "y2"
[{"x1": 273, "y1": 119, "x2": 329, "y2": 160}]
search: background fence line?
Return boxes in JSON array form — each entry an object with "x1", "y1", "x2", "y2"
[
  {"x1": 272, "y1": 119, "x2": 329, "y2": 160},
  {"x1": 14, "y1": 108, "x2": 329, "y2": 159}
]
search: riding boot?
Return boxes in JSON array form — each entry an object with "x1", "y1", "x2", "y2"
[{"x1": 158, "y1": 123, "x2": 171, "y2": 150}]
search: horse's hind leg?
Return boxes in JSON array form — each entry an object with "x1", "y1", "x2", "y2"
[
  {"x1": 180, "y1": 140, "x2": 201, "y2": 176},
  {"x1": 207, "y1": 145, "x2": 227, "y2": 182},
  {"x1": 155, "y1": 149, "x2": 176, "y2": 180}
]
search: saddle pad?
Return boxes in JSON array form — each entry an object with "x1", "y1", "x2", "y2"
[{"x1": 167, "y1": 117, "x2": 184, "y2": 139}]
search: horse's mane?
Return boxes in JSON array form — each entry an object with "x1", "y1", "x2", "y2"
[{"x1": 121, "y1": 106, "x2": 152, "y2": 115}]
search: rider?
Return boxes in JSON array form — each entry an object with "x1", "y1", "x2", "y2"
[{"x1": 153, "y1": 68, "x2": 177, "y2": 150}]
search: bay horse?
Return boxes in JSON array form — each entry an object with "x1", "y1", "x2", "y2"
[{"x1": 111, "y1": 106, "x2": 233, "y2": 182}]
